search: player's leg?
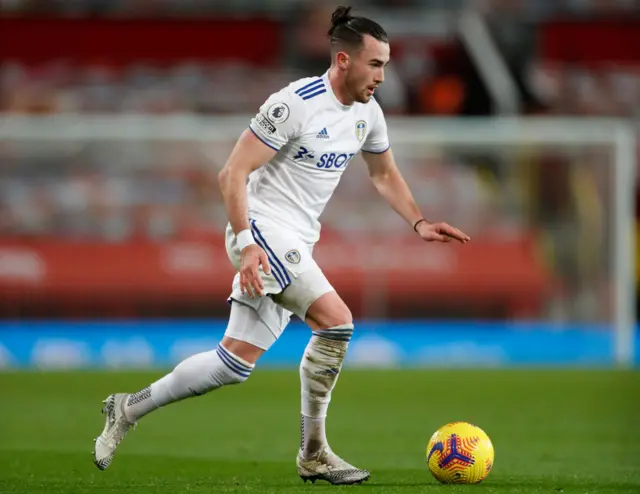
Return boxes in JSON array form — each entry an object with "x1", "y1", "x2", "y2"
[
  {"x1": 93, "y1": 222, "x2": 290, "y2": 470},
  {"x1": 123, "y1": 302, "x2": 269, "y2": 421},
  {"x1": 299, "y1": 291, "x2": 352, "y2": 457},
  {"x1": 276, "y1": 268, "x2": 369, "y2": 485},
  {"x1": 298, "y1": 292, "x2": 369, "y2": 485},
  {"x1": 228, "y1": 218, "x2": 367, "y2": 483},
  {"x1": 93, "y1": 300, "x2": 285, "y2": 470}
]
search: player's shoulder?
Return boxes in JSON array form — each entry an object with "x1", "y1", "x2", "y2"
[
  {"x1": 265, "y1": 74, "x2": 324, "y2": 98},
  {"x1": 259, "y1": 75, "x2": 329, "y2": 128},
  {"x1": 270, "y1": 74, "x2": 327, "y2": 103},
  {"x1": 286, "y1": 75, "x2": 329, "y2": 103},
  {"x1": 255, "y1": 77, "x2": 313, "y2": 128}
]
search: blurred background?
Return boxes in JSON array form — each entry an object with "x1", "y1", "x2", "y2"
[{"x1": 0, "y1": 0, "x2": 638, "y2": 369}]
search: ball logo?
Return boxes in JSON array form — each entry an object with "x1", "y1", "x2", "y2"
[
  {"x1": 355, "y1": 120, "x2": 367, "y2": 142},
  {"x1": 285, "y1": 249, "x2": 301, "y2": 264},
  {"x1": 427, "y1": 422, "x2": 494, "y2": 484},
  {"x1": 267, "y1": 102, "x2": 290, "y2": 124}
]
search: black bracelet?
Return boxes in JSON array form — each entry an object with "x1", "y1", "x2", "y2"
[{"x1": 413, "y1": 218, "x2": 427, "y2": 232}]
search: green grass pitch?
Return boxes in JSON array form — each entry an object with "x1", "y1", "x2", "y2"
[{"x1": 0, "y1": 369, "x2": 638, "y2": 493}]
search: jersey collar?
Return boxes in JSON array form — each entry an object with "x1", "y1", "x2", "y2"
[{"x1": 323, "y1": 71, "x2": 352, "y2": 111}]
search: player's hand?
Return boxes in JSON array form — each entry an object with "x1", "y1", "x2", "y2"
[
  {"x1": 239, "y1": 244, "x2": 271, "y2": 298},
  {"x1": 416, "y1": 220, "x2": 470, "y2": 244}
]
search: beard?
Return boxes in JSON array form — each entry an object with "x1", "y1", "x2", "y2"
[
  {"x1": 345, "y1": 74, "x2": 370, "y2": 104},
  {"x1": 353, "y1": 91, "x2": 371, "y2": 104}
]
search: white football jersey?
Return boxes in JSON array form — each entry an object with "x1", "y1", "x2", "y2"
[{"x1": 247, "y1": 70, "x2": 390, "y2": 245}]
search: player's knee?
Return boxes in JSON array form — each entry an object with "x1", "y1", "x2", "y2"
[
  {"x1": 306, "y1": 292, "x2": 352, "y2": 330},
  {"x1": 317, "y1": 308, "x2": 352, "y2": 330},
  {"x1": 323, "y1": 305, "x2": 352, "y2": 329}
]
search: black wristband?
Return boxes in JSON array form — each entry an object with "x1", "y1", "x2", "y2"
[{"x1": 413, "y1": 218, "x2": 427, "y2": 233}]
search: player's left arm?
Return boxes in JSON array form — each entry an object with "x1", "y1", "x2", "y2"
[
  {"x1": 362, "y1": 148, "x2": 470, "y2": 244},
  {"x1": 362, "y1": 100, "x2": 469, "y2": 243}
]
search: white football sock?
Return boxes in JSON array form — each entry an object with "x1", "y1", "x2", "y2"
[
  {"x1": 299, "y1": 324, "x2": 353, "y2": 456},
  {"x1": 124, "y1": 344, "x2": 254, "y2": 422}
]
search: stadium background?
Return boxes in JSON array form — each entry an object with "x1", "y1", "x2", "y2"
[
  {"x1": 0, "y1": 1, "x2": 638, "y2": 369},
  {"x1": 1, "y1": 3, "x2": 639, "y2": 493}
]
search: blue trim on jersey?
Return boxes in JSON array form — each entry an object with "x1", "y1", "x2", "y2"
[
  {"x1": 251, "y1": 220, "x2": 292, "y2": 286},
  {"x1": 297, "y1": 83, "x2": 325, "y2": 98},
  {"x1": 295, "y1": 79, "x2": 323, "y2": 95},
  {"x1": 301, "y1": 88, "x2": 327, "y2": 100},
  {"x1": 248, "y1": 126, "x2": 280, "y2": 152},
  {"x1": 250, "y1": 226, "x2": 286, "y2": 290},
  {"x1": 361, "y1": 144, "x2": 391, "y2": 155}
]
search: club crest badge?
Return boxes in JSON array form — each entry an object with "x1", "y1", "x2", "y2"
[
  {"x1": 285, "y1": 249, "x2": 301, "y2": 264},
  {"x1": 355, "y1": 120, "x2": 367, "y2": 142}
]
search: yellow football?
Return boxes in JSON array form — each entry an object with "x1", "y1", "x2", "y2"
[{"x1": 426, "y1": 421, "x2": 494, "y2": 484}]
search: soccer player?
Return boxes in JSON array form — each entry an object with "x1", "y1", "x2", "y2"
[{"x1": 93, "y1": 6, "x2": 470, "y2": 485}]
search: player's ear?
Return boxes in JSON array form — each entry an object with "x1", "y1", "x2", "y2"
[{"x1": 336, "y1": 51, "x2": 350, "y2": 71}]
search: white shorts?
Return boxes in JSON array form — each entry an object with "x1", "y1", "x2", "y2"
[{"x1": 225, "y1": 219, "x2": 334, "y2": 347}]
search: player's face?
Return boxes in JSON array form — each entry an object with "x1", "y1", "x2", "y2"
[{"x1": 346, "y1": 35, "x2": 390, "y2": 104}]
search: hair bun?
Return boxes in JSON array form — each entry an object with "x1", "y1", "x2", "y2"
[{"x1": 331, "y1": 6, "x2": 353, "y2": 27}]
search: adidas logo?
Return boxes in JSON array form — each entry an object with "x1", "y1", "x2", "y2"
[{"x1": 316, "y1": 127, "x2": 330, "y2": 139}]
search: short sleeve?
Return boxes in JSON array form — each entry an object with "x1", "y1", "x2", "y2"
[
  {"x1": 249, "y1": 89, "x2": 306, "y2": 151},
  {"x1": 362, "y1": 99, "x2": 390, "y2": 154}
]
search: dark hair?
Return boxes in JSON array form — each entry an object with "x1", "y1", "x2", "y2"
[{"x1": 328, "y1": 6, "x2": 388, "y2": 51}]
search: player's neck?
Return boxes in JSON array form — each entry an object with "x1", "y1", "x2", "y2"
[{"x1": 327, "y1": 67, "x2": 354, "y2": 106}]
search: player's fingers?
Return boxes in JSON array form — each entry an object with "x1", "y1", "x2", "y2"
[
  {"x1": 246, "y1": 284, "x2": 256, "y2": 298},
  {"x1": 440, "y1": 224, "x2": 470, "y2": 243},
  {"x1": 453, "y1": 227, "x2": 471, "y2": 242},
  {"x1": 247, "y1": 278, "x2": 257, "y2": 298},
  {"x1": 259, "y1": 251, "x2": 271, "y2": 275},
  {"x1": 241, "y1": 268, "x2": 255, "y2": 298},
  {"x1": 250, "y1": 281, "x2": 263, "y2": 298},
  {"x1": 427, "y1": 233, "x2": 449, "y2": 242},
  {"x1": 255, "y1": 263, "x2": 265, "y2": 290},
  {"x1": 239, "y1": 271, "x2": 246, "y2": 295},
  {"x1": 250, "y1": 266, "x2": 264, "y2": 297}
]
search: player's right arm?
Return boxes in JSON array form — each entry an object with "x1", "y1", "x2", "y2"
[
  {"x1": 218, "y1": 130, "x2": 275, "y2": 298},
  {"x1": 218, "y1": 129, "x2": 276, "y2": 240},
  {"x1": 218, "y1": 88, "x2": 305, "y2": 298}
]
